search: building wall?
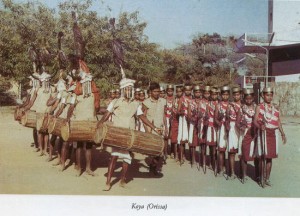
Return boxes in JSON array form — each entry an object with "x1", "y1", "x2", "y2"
[
  {"x1": 273, "y1": 81, "x2": 300, "y2": 116},
  {"x1": 269, "y1": 0, "x2": 300, "y2": 46}
]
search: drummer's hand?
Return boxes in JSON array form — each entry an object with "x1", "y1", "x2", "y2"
[
  {"x1": 154, "y1": 127, "x2": 163, "y2": 135},
  {"x1": 164, "y1": 131, "x2": 169, "y2": 139},
  {"x1": 261, "y1": 124, "x2": 266, "y2": 131}
]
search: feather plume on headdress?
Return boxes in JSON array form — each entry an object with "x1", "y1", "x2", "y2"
[
  {"x1": 72, "y1": 11, "x2": 85, "y2": 60},
  {"x1": 110, "y1": 18, "x2": 125, "y2": 68},
  {"x1": 57, "y1": 31, "x2": 67, "y2": 70}
]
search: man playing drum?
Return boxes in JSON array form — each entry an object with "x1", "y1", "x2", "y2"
[
  {"x1": 97, "y1": 76, "x2": 160, "y2": 191},
  {"x1": 142, "y1": 82, "x2": 167, "y2": 171}
]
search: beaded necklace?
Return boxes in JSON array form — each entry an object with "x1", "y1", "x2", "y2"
[
  {"x1": 263, "y1": 102, "x2": 275, "y2": 122},
  {"x1": 242, "y1": 103, "x2": 256, "y2": 117}
]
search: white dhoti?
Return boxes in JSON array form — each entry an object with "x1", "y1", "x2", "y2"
[
  {"x1": 177, "y1": 116, "x2": 189, "y2": 144},
  {"x1": 111, "y1": 147, "x2": 132, "y2": 164},
  {"x1": 227, "y1": 122, "x2": 239, "y2": 152}
]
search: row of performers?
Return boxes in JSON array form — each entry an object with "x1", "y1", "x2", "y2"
[
  {"x1": 17, "y1": 65, "x2": 286, "y2": 190},
  {"x1": 104, "y1": 83, "x2": 287, "y2": 187},
  {"x1": 17, "y1": 65, "x2": 173, "y2": 191}
]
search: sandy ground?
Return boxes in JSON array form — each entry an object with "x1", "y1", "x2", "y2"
[{"x1": 0, "y1": 106, "x2": 300, "y2": 197}]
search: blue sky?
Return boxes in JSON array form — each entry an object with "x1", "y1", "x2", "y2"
[{"x1": 29, "y1": 0, "x2": 268, "y2": 48}]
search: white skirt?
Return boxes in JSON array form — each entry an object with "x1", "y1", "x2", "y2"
[
  {"x1": 227, "y1": 122, "x2": 239, "y2": 152},
  {"x1": 218, "y1": 124, "x2": 227, "y2": 149},
  {"x1": 111, "y1": 147, "x2": 132, "y2": 164},
  {"x1": 177, "y1": 116, "x2": 188, "y2": 144}
]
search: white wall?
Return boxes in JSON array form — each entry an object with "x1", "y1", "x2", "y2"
[{"x1": 270, "y1": 0, "x2": 300, "y2": 46}]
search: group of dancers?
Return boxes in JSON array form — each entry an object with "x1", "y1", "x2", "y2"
[
  {"x1": 122, "y1": 83, "x2": 286, "y2": 187},
  {"x1": 16, "y1": 60, "x2": 286, "y2": 189}
]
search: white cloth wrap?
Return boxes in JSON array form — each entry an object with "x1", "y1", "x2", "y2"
[
  {"x1": 198, "y1": 121, "x2": 203, "y2": 139},
  {"x1": 111, "y1": 147, "x2": 132, "y2": 164},
  {"x1": 188, "y1": 123, "x2": 194, "y2": 144},
  {"x1": 206, "y1": 126, "x2": 216, "y2": 143},
  {"x1": 177, "y1": 116, "x2": 188, "y2": 144},
  {"x1": 238, "y1": 128, "x2": 247, "y2": 156},
  {"x1": 256, "y1": 131, "x2": 262, "y2": 157},
  {"x1": 61, "y1": 97, "x2": 66, "y2": 104},
  {"x1": 166, "y1": 117, "x2": 170, "y2": 133},
  {"x1": 70, "y1": 95, "x2": 76, "y2": 104},
  {"x1": 249, "y1": 138, "x2": 255, "y2": 158},
  {"x1": 139, "y1": 120, "x2": 145, "y2": 132},
  {"x1": 227, "y1": 122, "x2": 239, "y2": 152},
  {"x1": 218, "y1": 124, "x2": 227, "y2": 149}
]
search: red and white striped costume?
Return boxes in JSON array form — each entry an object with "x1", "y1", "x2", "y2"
[
  {"x1": 198, "y1": 98, "x2": 209, "y2": 144},
  {"x1": 217, "y1": 101, "x2": 229, "y2": 151},
  {"x1": 257, "y1": 103, "x2": 280, "y2": 158},
  {"x1": 240, "y1": 104, "x2": 259, "y2": 161},
  {"x1": 170, "y1": 97, "x2": 180, "y2": 144},
  {"x1": 177, "y1": 95, "x2": 192, "y2": 144},
  {"x1": 165, "y1": 95, "x2": 174, "y2": 136},
  {"x1": 206, "y1": 100, "x2": 218, "y2": 146},
  {"x1": 227, "y1": 102, "x2": 241, "y2": 153},
  {"x1": 188, "y1": 98, "x2": 201, "y2": 146}
]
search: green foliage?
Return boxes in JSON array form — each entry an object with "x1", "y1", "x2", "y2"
[{"x1": 0, "y1": 0, "x2": 249, "y2": 100}]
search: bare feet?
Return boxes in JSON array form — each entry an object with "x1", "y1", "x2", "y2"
[
  {"x1": 39, "y1": 152, "x2": 46, "y2": 157},
  {"x1": 52, "y1": 160, "x2": 61, "y2": 166},
  {"x1": 75, "y1": 167, "x2": 82, "y2": 177},
  {"x1": 59, "y1": 165, "x2": 65, "y2": 172},
  {"x1": 85, "y1": 169, "x2": 95, "y2": 176},
  {"x1": 46, "y1": 157, "x2": 52, "y2": 162},
  {"x1": 103, "y1": 183, "x2": 111, "y2": 191},
  {"x1": 229, "y1": 174, "x2": 237, "y2": 180},
  {"x1": 265, "y1": 179, "x2": 272, "y2": 186},
  {"x1": 119, "y1": 180, "x2": 126, "y2": 188}
]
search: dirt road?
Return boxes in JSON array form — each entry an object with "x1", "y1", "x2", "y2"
[{"x1": 0, "y1": 106, "x2": 299, "y2": 197}]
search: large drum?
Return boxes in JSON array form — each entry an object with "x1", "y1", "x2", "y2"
[
  {"x1": 21, "y1": 110, "x2": 37, "y2": 128},
  {"x1": 94, "y1": 124, "x2": 164, "y2": 156},
  {"x1": 61, "y1": 120, "x2": 98, "y2": 142},
  {"x1": 48, "y1": 117, "x2": 65, "y2": 137},
  {"x1": 36, "y1": 113, "x2": 50, "y2": 133}
]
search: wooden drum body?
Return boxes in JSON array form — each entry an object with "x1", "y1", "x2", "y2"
[
  {"x1": 61, "y1": 120, "x2": 98, "y2": 142},
  {"x1": 21, "y1": 110, "x2": 37, "y2": 128},
  {"x1": 36, "y1": 113, "x2": 50, "y2": 133},
  {"x1": 94, "y1": 124, "x2": 164, "y2": 156},
  {"x1": 48, "y1": 117, "x2": 65, "y2": 137}
]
